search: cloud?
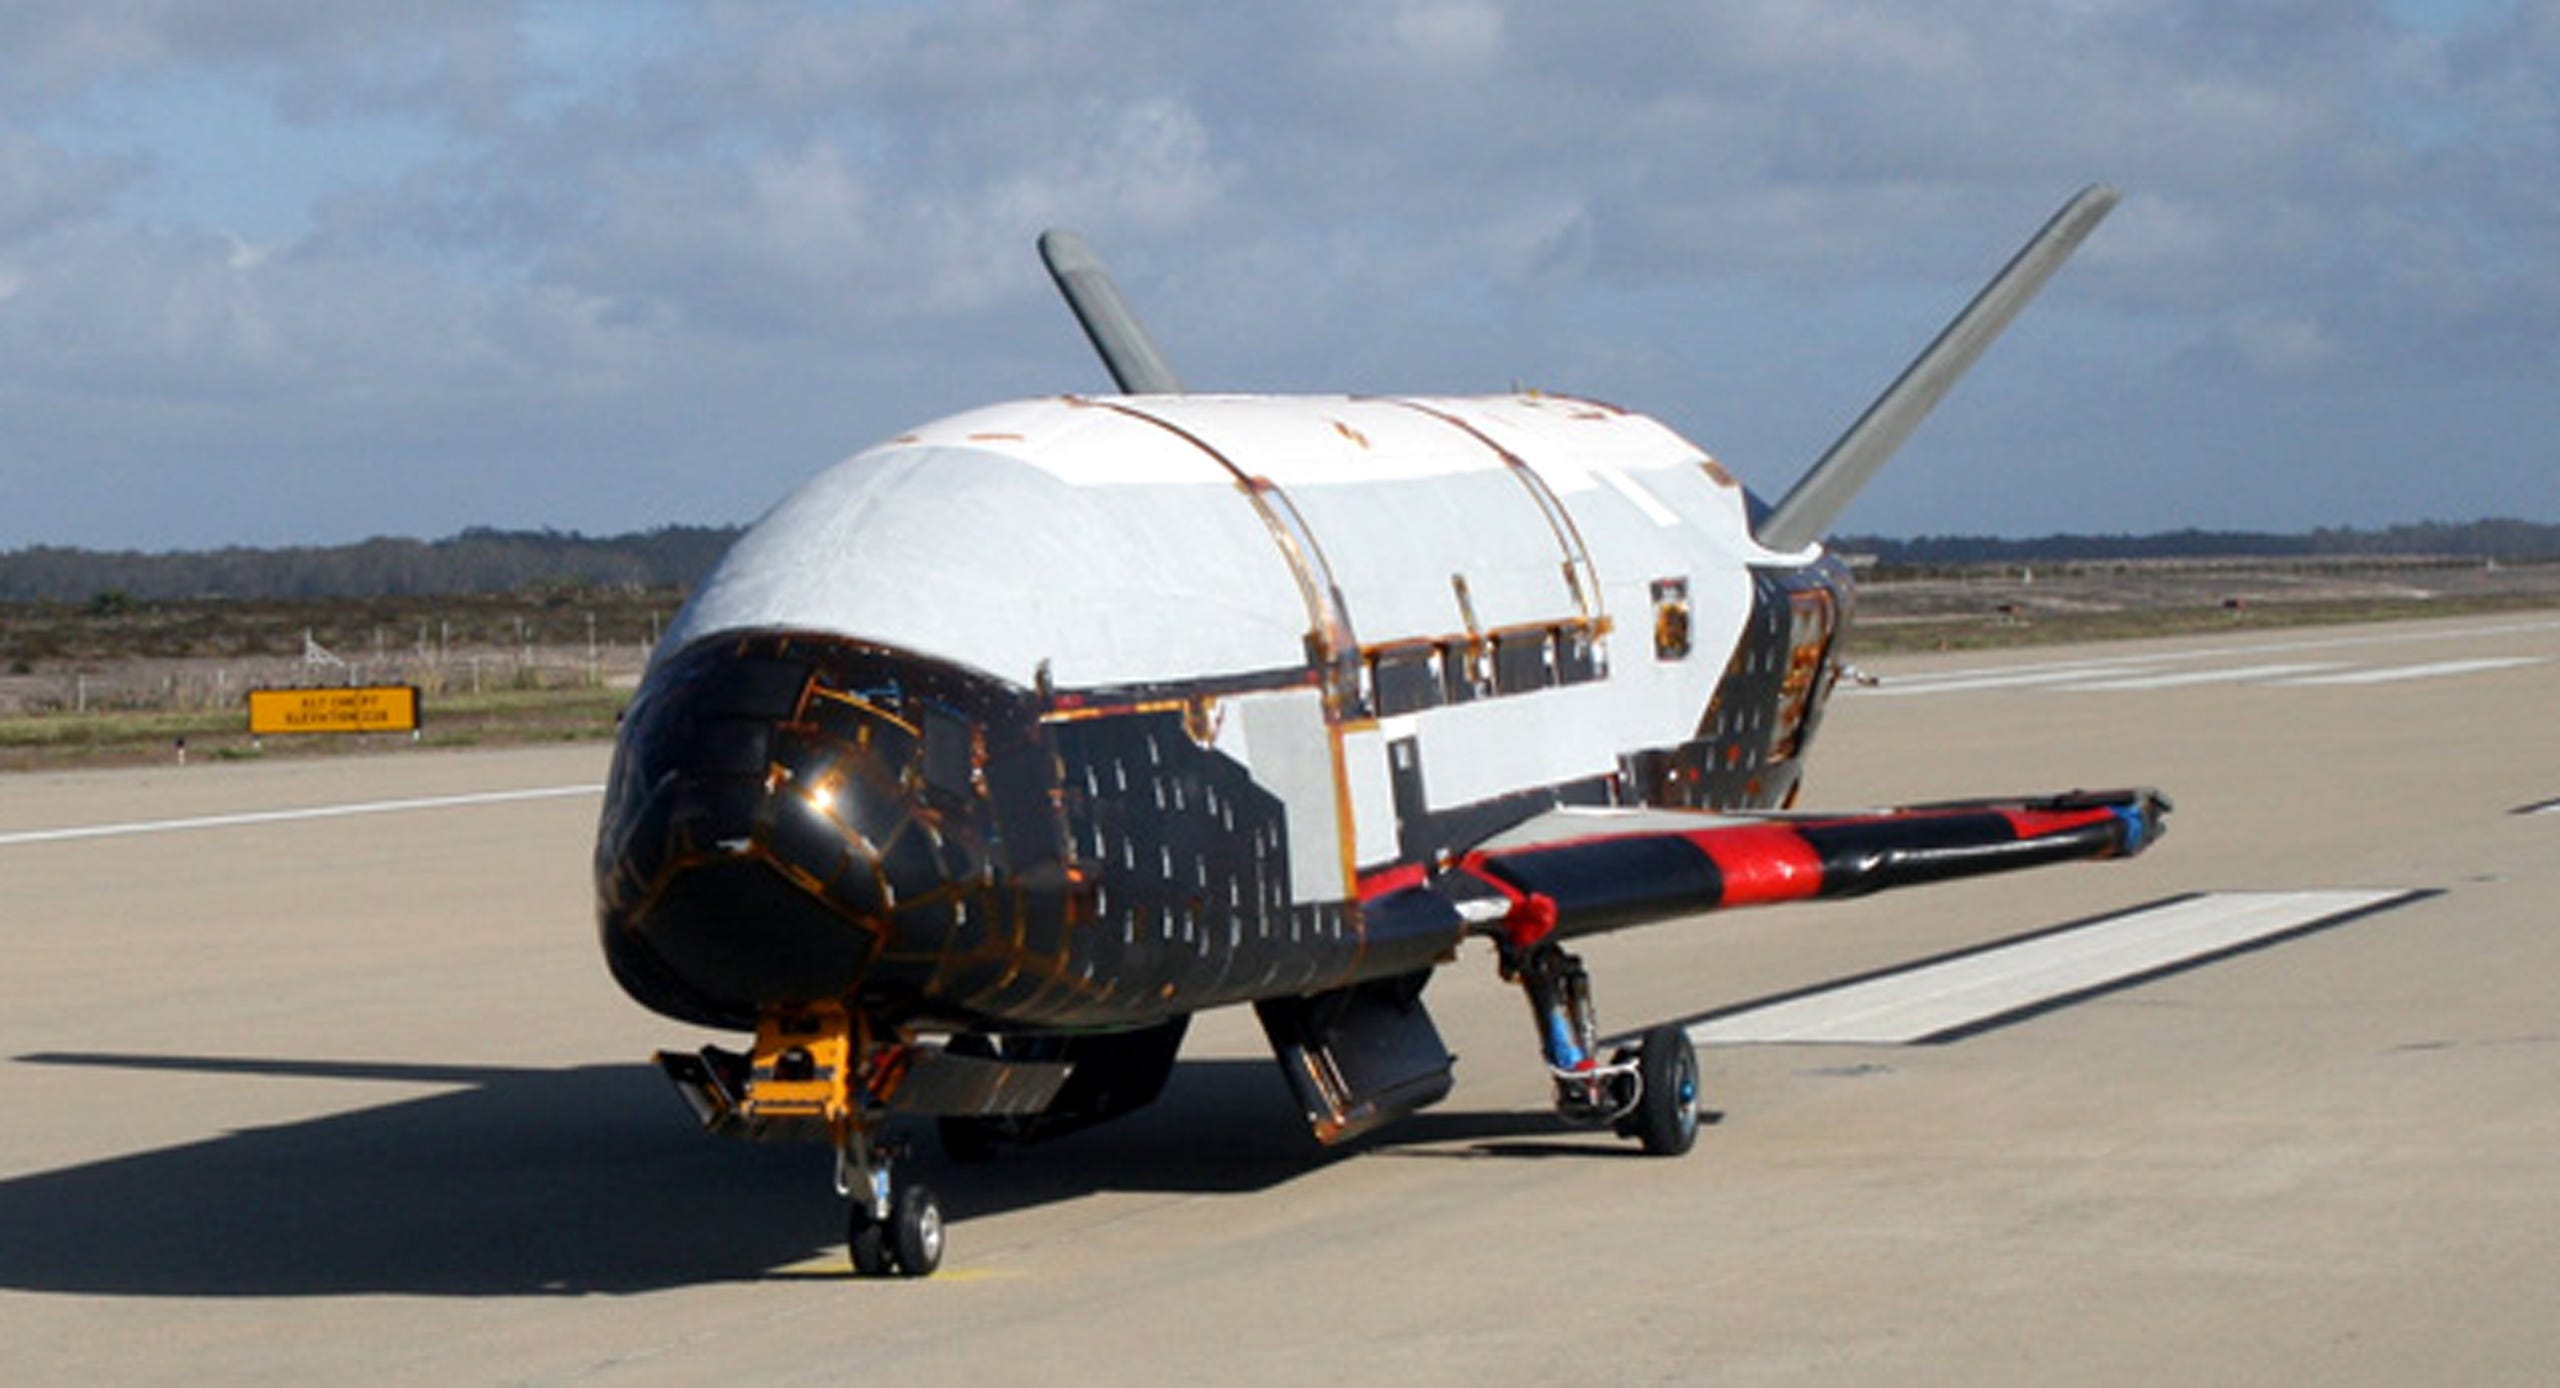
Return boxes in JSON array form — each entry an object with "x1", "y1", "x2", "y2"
[
  {"x1": 1389, "y1": 2, "x2": 1507, "y2": 70},
  {"x1": 0, "y1": 132, "x2": 140, "y2": 239},
  {"x1": 0, "y1": 2, "x2": 524, "y2": 114},
  {"x1": 1, "y1": 1, "x2": 2555, "y2": 548},
  {"x1": 2220, "y1": 310, "x2": 2343, "y2": 378}
]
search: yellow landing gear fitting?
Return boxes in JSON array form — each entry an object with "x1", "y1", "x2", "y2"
[
  {"x1": 657, "y1": 1003, "x2": 1071, "y2": 1277},
  {"x1": 655, "y1": 1004, "x2": 945, "y2": 1278}
]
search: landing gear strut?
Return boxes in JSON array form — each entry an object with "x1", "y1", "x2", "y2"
[
  {"x1": 1497, "y1": 903, "x2": 1700, "y2": 1154},
  {"x1": 840, "y1": 1131, "x2": 942, "y2": 1277},
  {"x1": 653, "y1": 1003, "x2": 950, "y2": 1278},
  {"x1": 762, "y1": 1009, "x2": 947, "y2": 1278}
]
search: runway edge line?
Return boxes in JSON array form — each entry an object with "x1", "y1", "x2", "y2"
[{"x1": 0, "y1": 784, "x2": 608, "y2": 848}]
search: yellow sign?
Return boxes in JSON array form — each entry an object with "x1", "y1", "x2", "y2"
[{"x1": 246, "y1": 685, "x2": 423, "y2": 736}]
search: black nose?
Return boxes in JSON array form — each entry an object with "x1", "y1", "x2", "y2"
[{"x1": 594, "y1": 635, "x2": 1060, "y2": 1030}]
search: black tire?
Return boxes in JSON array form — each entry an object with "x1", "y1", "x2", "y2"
[
  {"x1": 891, "y1": 1183, "x2": 945, "y2": 1277},
  {"x1": 1631, "y1": 1024, "x2": 1700, "y2": 1156},
  {"x1": 848, "y1": 1207, "x2": 893, "y2": 1276}
]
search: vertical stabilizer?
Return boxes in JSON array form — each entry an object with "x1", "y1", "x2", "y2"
[
  {"x1": 1038, "y1": 229, "x2": 1186, "y2": 395},
  {"x1": 1756, "y1": 185, "x2": 2118, "y2": 553}
]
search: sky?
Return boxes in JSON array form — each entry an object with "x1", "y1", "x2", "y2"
[{"x1": 1, "y1": 0, "x2": 2554, "y2": 551}]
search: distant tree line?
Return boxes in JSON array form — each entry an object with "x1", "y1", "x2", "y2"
[
  {"x1": 5, "y1": 517, "x2": 2556, "y2": 605},
  {"x1": 1832, "y1": 518, "x2": 2560, "y2": 566},
  {"x1": 0, "y1": 526, "x2": 744, "y2": 602}
]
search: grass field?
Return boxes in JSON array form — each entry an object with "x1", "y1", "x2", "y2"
[
  {"x1": 1842, "y1": 555, "x2": 2560, "y2": 653},
  {"x1": 0, "y1": 684, "x2": 632, "y2": 773},
  {"x1": 4, "y1": 561, "x2": 2554, "y2": 774},
  {"x1": 0, "y1": 584, "x2": 663, "y2": 772}
]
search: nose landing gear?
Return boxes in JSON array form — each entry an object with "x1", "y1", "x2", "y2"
[
  {"x1": 653, "y1": 1002, "x2": 949, "y2": 1278},
  {"x1": 840, "y1": 1132, "x2": 943, "y2": 1278}
]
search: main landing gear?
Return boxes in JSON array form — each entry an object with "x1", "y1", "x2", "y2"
[{"x1": 1498, "y1": 898, "x2": 1701, "y2": 1155}]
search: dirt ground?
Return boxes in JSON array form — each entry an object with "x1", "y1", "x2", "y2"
[
  {"x1": 4, "y1": 558, "x2": 2556, "y2": 772},
  {"x1": 1845, "y1": 555, "x2": 2560, "y2": 652}
]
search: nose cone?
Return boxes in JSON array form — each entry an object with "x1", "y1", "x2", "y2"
[{"x1": 595, "y1": 635, "x2": 1056, "y2": 1029}]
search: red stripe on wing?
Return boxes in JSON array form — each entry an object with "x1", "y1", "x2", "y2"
[
  {"x1": 1999, "y1": 805, "x2": 2126, "y2": 845},
  {"x1": 1357, "y1": 862, "x2": 1429, "y2": 901},
  {"x1": 1684, "y1": 825, "x2": 1826, "y2": 905}
]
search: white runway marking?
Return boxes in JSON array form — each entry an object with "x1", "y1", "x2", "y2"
[
  {"x1": 2069, "y1": 616, "x2": 2560, "y2": 663},
  {"x1": 2273, "y1": 657, "x2": 2547, "y2": 686},
  {"x1": 0, "y1": 784, "x2": 607, "y2": 848},
  {"x1": 1851, "y1": 617, "x2": 2560, "y2": 698},
  {"x1": 1856, "y1": 660, "x2": 2172, "y2": 697},
  {"x1": 2065, "y1": 662, "x2": 2343, "y2": 691},
  {"x1": 1686, "y1": 890, "x2": 2428, "y2": 1046}
]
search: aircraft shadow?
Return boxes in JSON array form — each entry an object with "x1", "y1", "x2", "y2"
[{"x1": 0, "y1": 1051, "x2": 1572, "y2": 1298}]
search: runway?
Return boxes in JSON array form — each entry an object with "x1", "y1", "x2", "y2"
[{"x1": 4, "y1": 611, "x2": 2556, "y2": 1385}]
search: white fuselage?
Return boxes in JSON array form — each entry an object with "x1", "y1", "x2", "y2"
[{"x1": 661, "y1": 392, "x2": 1824, "y2": 907}]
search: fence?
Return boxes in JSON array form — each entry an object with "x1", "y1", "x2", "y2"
[{"x1": 0, "y1": 643, "x2": 650, "y2": 720}]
